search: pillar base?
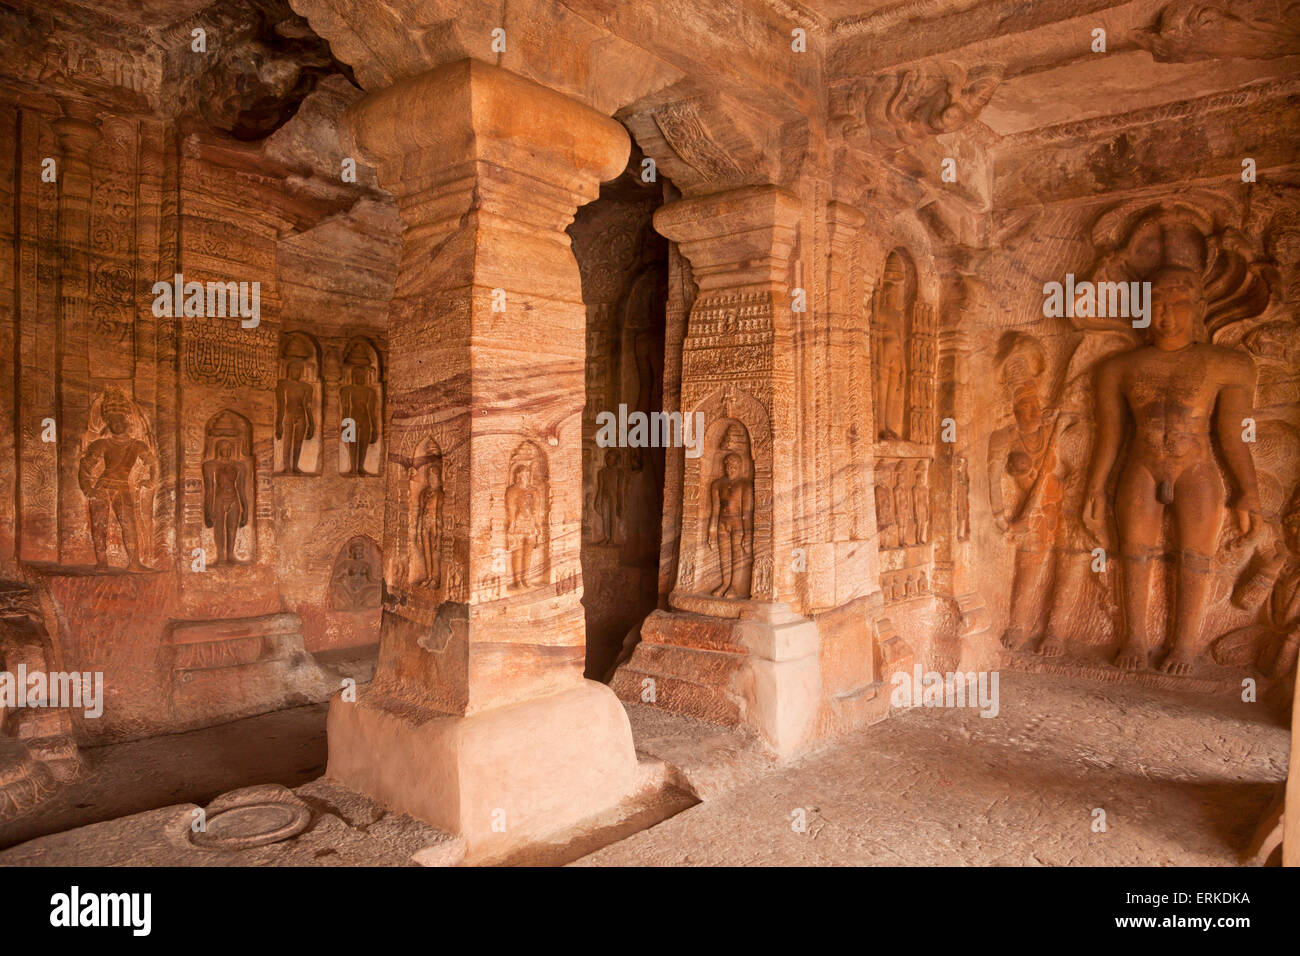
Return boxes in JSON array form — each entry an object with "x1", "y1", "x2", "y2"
[
  {"x1": 325, "y1": 680, "x2": 639, "y2": 858},
  {"x1": 613, "y1": 608, "x2": 821, "y2": 758}
]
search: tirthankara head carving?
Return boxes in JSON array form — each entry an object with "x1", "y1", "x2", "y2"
[{"x1": 1148, "y1": 265, "x2": 1208, "y2": 347}]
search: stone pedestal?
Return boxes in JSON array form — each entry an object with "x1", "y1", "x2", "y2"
[
  {"x1": 322, "y1": 59, "x2": 639, "y2": 853},
  {"x1": 614, "y1": 604, "x2": 820, "y2": 757}
]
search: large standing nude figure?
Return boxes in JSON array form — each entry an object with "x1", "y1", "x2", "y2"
[{"x1": 1082, "y1": 266, "x2": 1261, "y2": 674}]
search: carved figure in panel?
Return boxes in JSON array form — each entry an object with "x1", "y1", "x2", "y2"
[
  {"x1": 954, "y1": 454, "x2": 971, "y2": 542},
  {"x1": 707, "y1": 450, "x2": 754, "y2": 599},
  {"x1": 505, "y1": 444, "x2": 548, "y2": 590},
  {"x1": 202, "y1": 411, "x2": 254, "y2": 566},
  {"x1": 875, "y1": 461, "x2": 897, "y2": 549},
  {"x1": 892, "y1": 462, "x2": 914, "y2": 548},
  {"x1": 339, "y1": 338, "x2": 382, "y2": 477},
  {"x1": 275, "y1": 333, "x2": 320, "y2": 475},
  {"x1": 330, "y1": 536, "x2": 383, "y2": 610},
  {"x1": 911, "y1": 459, "x2": 930, "y2": 545},
  {"x1": 1213, "y1": 485, "x2": 1300, "y2": 678},
  {"x1": 873, "y1": 251, "x2": 913, "y2": 441},
  {"x1": 409, "y1": 439, "x2": 443, "y2": 588},
  {"x1": 593, "y1": 448, "x2": 627, "y2": 546},
  {"x1": 988, "y1": 334, "x2": 1069, "y2": 654},
  {"x1": 78, "y1": 388, "x2": 157, "y2": 572},
  {"x1": 1082, "y1": 267, "x2": 1262, "y2": 674}
]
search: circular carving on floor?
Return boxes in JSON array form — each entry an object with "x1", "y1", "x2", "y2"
[{"x1": 189, "y1": 801, "x2": 311, "y2": 850}]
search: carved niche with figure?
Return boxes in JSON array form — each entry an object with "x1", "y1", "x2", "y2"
[
  {"x1": 330, "y1": 535, "x2": 383, "y2": 610},
  {"x1": 275, "y1": 331, "x2": 321, "y2": 475},
  {"x1": 407, "y1": 437, "x2": 444, "y2": 589},
  {"x1": 338, "y1": 337, "x2": 383, "y2": 477},
  {"x1": 78, "y1": 388, "x2": 158, "y2": 572},
  {"x1": 876, "y1": 453, "x2": 933, "y2": 604},
  {"x1": 505, "y1": 443, "x2": 549, "y2": 590},
  {"x1": 201, "y1": 410, "x2": 255, "y2": 566}
]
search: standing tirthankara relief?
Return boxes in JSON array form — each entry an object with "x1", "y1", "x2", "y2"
[
  {"x1": 275, "y1": 332, "x2": 321, "y2": 475},
  {"x1": 872, "y1": 251, "x2": 912, "y2": 441},
  {"x1": 78, "y1": 388, "x2": 158, "y2": 572},
  {"x1": 1082, "y1": 266, "x2": 1263, "y2": 675},
  {"x1": 996, "y1": 197, "x2": 1297, "y2": 680},
  {"x1": 592, "y1": 448, "x2": 628, "y2": 546},
  {"x1": 987, "y1": 333, "x2": 1071, "y2": 655},
  {"x1": 407, "y1": 438, "x2": 444, "y2": 589},
  {"x1": 505, "y1": 443, "x2": 549, "y2": 590},
  {"x1": 202, "y1": 410, "x2": 254, "y2": 566},
  {"x1": 338, "y1": 337, "x2": 383, "y2": 477},
  {"x1": 707, "y1": 449, "x2": 754, "y2": 599}
]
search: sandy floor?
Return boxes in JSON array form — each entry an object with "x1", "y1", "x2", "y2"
[
  {"x1": 1, "y1": 672, "x2": 1289, "y2": 865},
  {"x1": 574, "y1": 672, "x2": 1290, "y2": 866}
]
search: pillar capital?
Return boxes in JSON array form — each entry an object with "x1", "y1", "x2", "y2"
[
  {"x1": 653, "y1": 184, "x2": 801, "y2": 291},
  {"x1": 343, "y1": 58, "x2": 628, "y2": 220}
]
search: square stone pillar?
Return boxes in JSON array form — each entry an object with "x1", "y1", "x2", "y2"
[
  {"x1": 613, "y1": 185, "x2": 823, "y2": 757},
  {"x1": 324, "y1": 59, "x2": 639, "y2": 856}
]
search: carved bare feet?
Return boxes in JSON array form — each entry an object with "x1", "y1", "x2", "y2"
[
  {"x1": 1159, "y1": 648, "x2": 1197, "y2": 677},
  {"x1": 999, "y1": 627, "x2": 1034, "y2": 652},
  {"x1": 1036, "y1": 635, "x2": 1067, "y2": 658},
  {"x1": 1114, "y1": 641, "x2": 1148, "y2": 671},
  {"x1": 710, "y1": 582, "x2": 729, "y2": 597}
]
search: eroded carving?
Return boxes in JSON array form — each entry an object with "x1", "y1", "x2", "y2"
[
  {"x1": 78, "y1": 389, "x2": 157, "y2": 572},
  {"x1": 330, "y1": 536, "x2": 382, "y2": 610}
]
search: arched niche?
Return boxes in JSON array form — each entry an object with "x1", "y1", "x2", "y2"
[
  {"x1": 201, "y1": 409, "x2": 255, "y2": 565},
  {"x1": 338, "y1": 336, "x2": 385, "y2": 477},
  {"x1": 675, "y1": 389, "x2": 774, "y2": 602},
  {"x1": 275, "y1": 330, "x2": 323, "y2": 475}
]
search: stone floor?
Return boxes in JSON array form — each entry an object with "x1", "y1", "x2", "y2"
[
  {"x1": 0, "y1": 702, "x2": 330, "y2": 851},
  {"x1": 0, "y1": 671, "x2": 1289, "y2": 866},
  {"x1": 575, "y1": 672, "x2": 1291, "y2": 866}
]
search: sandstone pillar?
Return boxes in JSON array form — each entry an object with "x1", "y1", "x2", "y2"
[
  {"x1": 614, "y1": 186, "x2": 822, "y2": 757},
  {"x1": 324, "y1": 59, "x2": 639, "y2": 857}
]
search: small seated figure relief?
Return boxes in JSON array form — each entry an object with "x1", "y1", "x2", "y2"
[
  {"x1": 203, "y1": 439, "x2": 251, "y2": 566},
  {"x1": 707, "y1": 452, "x2": 753, "y2": 599},
  {"x1": 78, "y1": 394, "x2": 156, "y2": 572},
  {"x1": 275, "y1": 358, "x2": 315, "y2": 474},
  {"x1": 988, "y1": 334, "x2": 1067, "y2": 656},
  {"x1": 340, "y1": 365, "x2": 380, "y2": 477},
  {"x1": 1081, "y1": 267, "x2": 1262, "y2": 675},
  {"x1": 331, "y1": 538, "x2": 382, "y2": 610},
  {"x1": 505, "y1": 461, "x2": 544, "y2": 590}
]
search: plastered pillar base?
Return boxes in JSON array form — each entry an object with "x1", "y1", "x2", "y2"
[{"x1": 326, "y1": 679, "x2": 639, "y2": 858}]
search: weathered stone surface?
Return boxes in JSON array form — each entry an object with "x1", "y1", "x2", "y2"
[{"x1": 1, "y1": 0, "x2": 1297, "y2": 861}]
